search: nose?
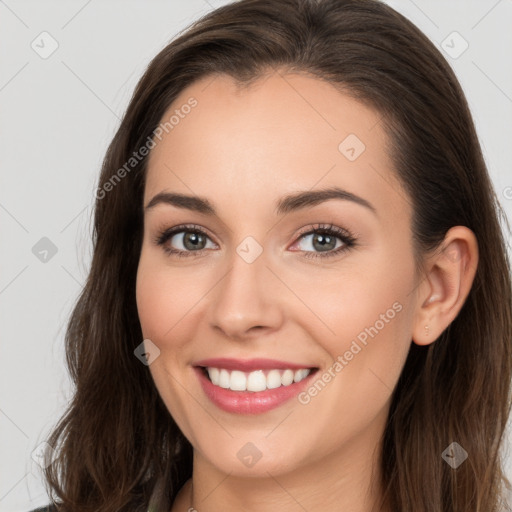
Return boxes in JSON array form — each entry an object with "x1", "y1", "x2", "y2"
[{"x1": 208, "y1": 248, "x2": 283, "y2": 340}]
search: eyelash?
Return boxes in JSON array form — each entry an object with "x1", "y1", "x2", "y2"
[{"x1": 152, "y1": 223, "x2": 357, "y2": 260}]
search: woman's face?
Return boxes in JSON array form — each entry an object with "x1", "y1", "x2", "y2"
[{"x1": 136, "y1": 71, "x2": 420, "y2": 479}]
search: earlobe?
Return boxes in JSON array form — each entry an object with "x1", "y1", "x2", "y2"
[{"x1": 412, "y1": 226, "x2": 479, "y2": 346}]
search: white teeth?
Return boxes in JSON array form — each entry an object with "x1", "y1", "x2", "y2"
[
  {"x1": 218, "y1": 369, "x2": 230, "y2": 388},
  {"x1": 230, "y1": 370, "x2": 246, "y2": 391},
  {"x1": 208, "y1": 367, "x2": 220, "y2": 385},
  {"x1": 294, "y1": 369, "x2": 309, "y2": 382},
  {"x1": 281, "y1": 369, "x2": 294, "y2": 386},
  {"x1": 205, "y1": 367, "x2": 312, "y2": 392},
  {"x1": 266, "y1": 369, "x2": 282, "y2": 389},
  {"x1": 247, "y1": 370, "x2": 267, "y2": 392}
]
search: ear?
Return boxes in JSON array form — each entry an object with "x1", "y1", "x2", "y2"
[{"x1": 412, "y1": 226, "x2": 479, "y2": 346}]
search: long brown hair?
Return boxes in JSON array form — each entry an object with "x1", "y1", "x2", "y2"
[{"x1": 41, "y1": 0, "x2": 512, "y2": 510}]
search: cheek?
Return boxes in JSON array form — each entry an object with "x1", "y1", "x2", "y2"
[
  {"x1": 290, "y1": 270, "x2": 414, "y2": 446},
  {"x1": 136, "y1": 266, "x2": 172, "y2": 341},
  {"x1": 135, "y1": 255, "x2": 198, "y2": 431},
  {"x1": 295, "y1": 251, "x2": 415, "y2": 386},
  {"x1": 291, "y1": 262, "x2": 411, "y2": 346},
  {"x1": 135, "y1": 251, "x2": 200, "y2": 342}
]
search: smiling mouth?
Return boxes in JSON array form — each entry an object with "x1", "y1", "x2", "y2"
[{"x1": 197, "y1": 366, "x2": 319, "y2": 392}]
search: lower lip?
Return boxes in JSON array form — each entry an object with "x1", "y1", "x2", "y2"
[{"x1": 194, "y1": 367, "x2": 317, "y2": 414}]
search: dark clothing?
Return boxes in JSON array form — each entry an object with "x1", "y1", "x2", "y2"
[{"x1": 27, "y1": 474, "x2": 170, "y2": 511}]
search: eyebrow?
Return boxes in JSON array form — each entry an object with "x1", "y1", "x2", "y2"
[{"x1": 144, "y1": 186, "x2": 377, "y2": 217}]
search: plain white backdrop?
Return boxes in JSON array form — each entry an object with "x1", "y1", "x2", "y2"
[{"x1": 1, "y1": 1, "x2": 511, "y2": 511}]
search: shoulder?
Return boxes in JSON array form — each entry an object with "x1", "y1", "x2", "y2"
[{"x1": 27, "y1": 506, "x2": 57, "y2": 512}]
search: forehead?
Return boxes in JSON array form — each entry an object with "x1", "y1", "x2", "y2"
[{"x1": 144, "y1": 71, "x2": 406, "y2": 221}]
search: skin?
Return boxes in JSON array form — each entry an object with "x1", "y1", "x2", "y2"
[{"x1": 135, "y1": 69, "x2": 478, "y2": 512}]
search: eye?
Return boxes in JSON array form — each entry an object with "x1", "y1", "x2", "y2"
[
  {"x1": 153, "y1": 224, "x2": 216, "y2": 258},
  {"x1": 153, "y1": 223, "x2": 357, "y2": 260},
  {"x1": 291, "y1": 223, "x2": 357, "y2": 260}
]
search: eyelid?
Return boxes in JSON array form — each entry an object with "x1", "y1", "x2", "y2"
[
  {"x1": 292, "y1": 223, "x2": 354, "y2": 243},
  {"x1": 154, "y1": 223, "x2": 218, "y2": 244}
]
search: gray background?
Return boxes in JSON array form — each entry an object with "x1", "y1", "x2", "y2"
[{"x1": 1, "y1": 1, "x2": 511, "y2": 510}]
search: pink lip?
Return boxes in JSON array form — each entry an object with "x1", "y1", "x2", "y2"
[
  {"x1": 193, "y1": 357, "x2": 316, "y2": 372},
  {"x1": 193, "y1": 365, "x2": 318, "y2": 415}
]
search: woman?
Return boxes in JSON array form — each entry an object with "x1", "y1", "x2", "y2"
[{"x1": 32, "y1": 0, "x2": 512, "y2": 510}]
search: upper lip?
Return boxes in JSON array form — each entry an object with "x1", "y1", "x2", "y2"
[{"x1": 193, "y1": 357, "x2": 318, "y2": 372}]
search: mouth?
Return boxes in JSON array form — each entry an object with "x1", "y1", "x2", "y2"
[
  {"x1": 192, "y1": 358, "x2": 319, "y2": 414},
  {"x1": 197, "y1": 366, "x2": 317, "y2": 392}
]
